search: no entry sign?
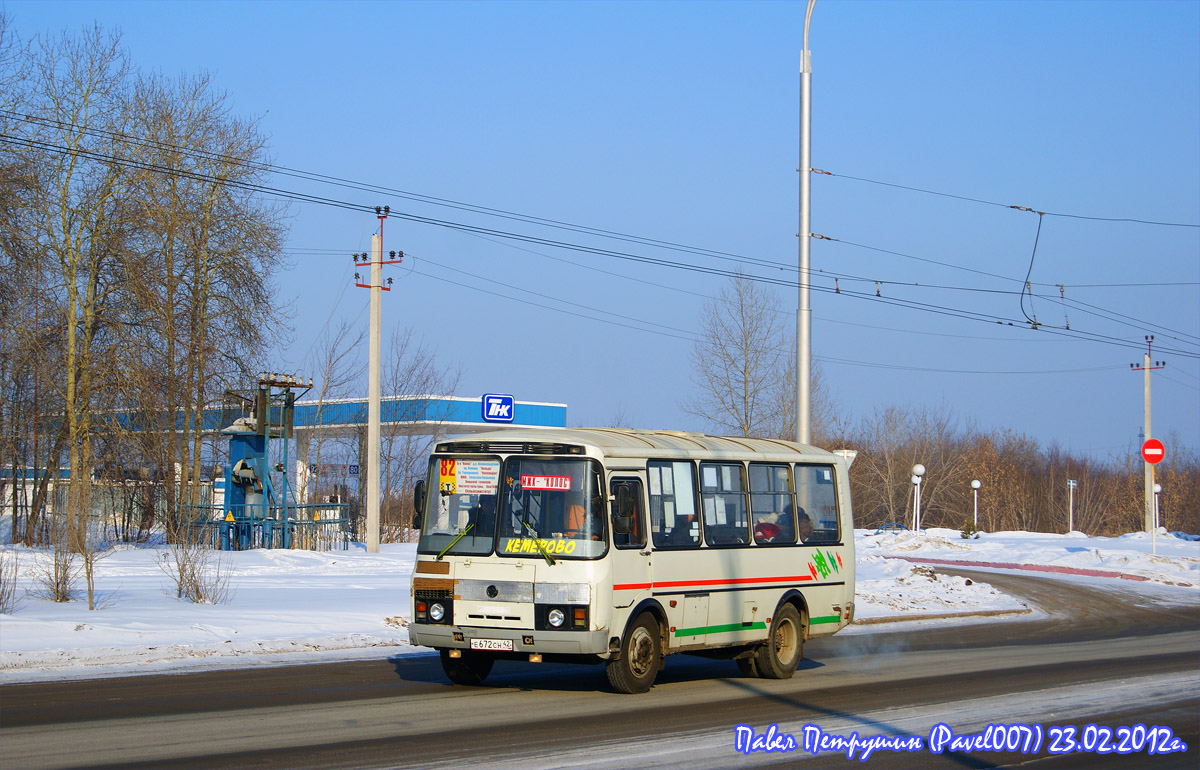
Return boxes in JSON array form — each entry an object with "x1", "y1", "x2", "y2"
[{"x1": 1141, "y1": 438, "x2": 1165, "y2": 465}]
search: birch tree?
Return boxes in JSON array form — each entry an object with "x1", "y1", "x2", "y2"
[{"x1": 684, "y1": 271, "x2": 832, "y2": 441}]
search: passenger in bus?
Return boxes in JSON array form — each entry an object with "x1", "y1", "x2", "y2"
[
  {"x1": 668, "y1": 513, "x2": 698, "y2": 545},
  {"x1": 753, "y1": 512, "x2": 783, "y2": 543},
  {"x1": 759, "y1": 506, "x2": 795, "y2": 543},
  {"x1": 469, "y1": 496, "x2": 496, "y2": 535},
  {"x1": 795, "y1": 510, "x2": 814, "y2": 543}
]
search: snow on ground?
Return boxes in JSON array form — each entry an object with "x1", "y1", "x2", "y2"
[
  {"x1": 858, "y1": 526, "x2": 1200, "y2": 587},
  {"x1": 0, "y1": 528, "x2": 1196, "y2": 683}
]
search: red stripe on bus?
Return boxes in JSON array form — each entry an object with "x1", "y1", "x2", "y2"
[
  {"x1": 613, "y1": 575, "x2": 813, "y2": 591},
  {"x1": 655, "y1": 575, "x2": 814, "y2": 588}
]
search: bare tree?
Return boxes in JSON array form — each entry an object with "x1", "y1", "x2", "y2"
[
  {"x1": 0, "y1": 547, "x2": 20, "y2": 613},
  {"x1": 19, "y1": 26, "x2": 135, "y2": 552},
  {"x1": 3, "y1": 21, "x2": 290, "y2": 557},
  {"x1": 120, "y1": 70, "x2": 288, "y2": 530},
  {"x1": 298, "y1": 319, "x2": 365, "y2": 503},
  {"x1": 684, "y1": 271, "x2": 833, "y2": 441},
  {"x1": 379, "y1": 326, "x2": 462, "y2": 542},
  {"x1": 0, "y1": 15, "x2": 60, "y2": 546},
  {"x1": 684, "y1": 272, "x2": 789, "y2": 438}
]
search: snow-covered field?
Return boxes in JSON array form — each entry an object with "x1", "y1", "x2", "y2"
[{"x1": 1, "y1": 527, "x2": 1196, "y2": 683}]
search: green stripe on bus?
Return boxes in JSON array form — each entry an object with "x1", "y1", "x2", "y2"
[
  {"x1": 674, "y1": 621, "x2": 767, "y2": 637},
  {"x1": 809, "y1": 615, "x2": 841, "y2": 625}
]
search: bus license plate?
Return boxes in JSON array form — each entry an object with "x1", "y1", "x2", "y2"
[{"x1": 470, "y1": 638, "x2": 513, "y2": 651}]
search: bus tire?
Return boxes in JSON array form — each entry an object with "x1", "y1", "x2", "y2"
[
  {"x1": 754, "y1": 604, "x2": 802, "y2": 679},
  {"x1": 606, "y1": 613, "x2": 661, "y2": 693},
  {"x1": 440, "y1": 649, "x2": 494, "y2": 686},
  {"x1": 736, "y1": 656, "x2": 760, "y2": 678}
]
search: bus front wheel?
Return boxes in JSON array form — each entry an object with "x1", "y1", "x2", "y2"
[
  {"x1": 754, "y1": 604, "x2": 802, "y2": 679},
  {"x1": 606, "y1": 613, "x2": 661, "y2": 693},
  {"x1": 440, "y1": 649, "x2": 495, "y2": 686}
]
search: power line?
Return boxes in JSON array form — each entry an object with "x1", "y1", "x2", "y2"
[
  {"x1": 409, "y1": 268, "x2": 700, "y2": 343},
  {"x1": 2, "y1": 109, "x2": 793, "y2": 274},
  {"x1": 1019, "y1": 213, "x2": 1049, "y2": 328},
  {"x1": 447, "y1": 230, "x2": 1070, "y2": 344},
  {"x1": 11, "y1": 109, "x2": 1196, "y2": 289},
  {"x1": 824, "y1": 234, "x2": 1199, "y2": 344},
  {"x1": 1159, "y1": 374, "x2": 1200, "y2": 393},
  {"x1": 817, "y1": 356, "x2": 1127, "y2": 375},
  {"x1": 814, "y1": 168, "x2": 1200, "y2": 229},
  {"x1": 402, "y1": 255, "x2": 1138, "y2": 377},
  {"x1": 6, "y1": 128, "x2": 1195, "y2": 359},
  {"x1": 1060, "y1": 296, "x2": 1200, "y2": 346},
  {"x1": 414, "y1": 253, "x2": 700, "y2": 339}
]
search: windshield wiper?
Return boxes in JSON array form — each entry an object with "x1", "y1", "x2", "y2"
[
  {"x1": 519, "y1": 519, "x2": 556, "y2": 566},
  {"x1": 436, "y1": 523, "x2": 474, "y2": 561}
]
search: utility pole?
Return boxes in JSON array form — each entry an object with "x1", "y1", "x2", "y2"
[
  {"x1": 796, "y1": 0, "x2": 816, "y2": 445},
  {"x1": 1130, "y1": 335, "x2": 1165, "y2": 534},
  {"x1": 353, "y1": 206, "x2": 401, "y2": 552}
]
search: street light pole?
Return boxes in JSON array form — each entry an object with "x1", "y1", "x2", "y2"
[
  {"x1": 911, "y1": 463, "x2": 925, "y2": 532},
  {"x1": 796, "y1": 0, "x2": 816, "y2": 445},
  {"x1": 1067, "y1": 479, "x2": 1077, "y2": 534},
  {"x1": 971, "y1": 479, "x2": 981, "y2": 530}
]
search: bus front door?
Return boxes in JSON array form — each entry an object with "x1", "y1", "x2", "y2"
[{"x1": 609, "y1": 476, "x2": 651, "y2": 611}]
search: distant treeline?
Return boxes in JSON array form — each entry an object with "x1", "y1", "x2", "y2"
[{"x1": 825, "y1": 405, "x2": 1198, "y2": 536}]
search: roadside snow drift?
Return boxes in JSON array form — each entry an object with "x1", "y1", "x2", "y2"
[{"x1": 1, "y1": 527, "x2": 1195, "y2": 682}]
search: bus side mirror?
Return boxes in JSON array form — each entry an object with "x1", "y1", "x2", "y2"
[
  {"x1": 612, "y1": 484, "x2": 634, "y2": 534},
  {"x1": 413, "y1": 480, "x2": 426, "y2": 518}
]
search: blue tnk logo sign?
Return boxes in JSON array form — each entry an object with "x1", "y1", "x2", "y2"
[{"x1": 482, "y1": 394, "x2": 515, "y2": 422}]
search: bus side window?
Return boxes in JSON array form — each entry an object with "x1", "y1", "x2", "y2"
[
  {"x1": 647, "y1": 460, "x2": 700, "y2": 548},
  {"x1": 750, "y1": 463, "x2": 795, "y2": 545},
  {"x1": 700, "y1": 462, "x2": 749, "y2": 546},
  {"x1": 795, "y1": 463, "x2": 839, "y2": 543},
  {"x1": 610, "y1": 479, "x2": 645, "y2": 549}
]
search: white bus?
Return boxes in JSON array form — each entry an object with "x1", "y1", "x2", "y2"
[{"x1": 409, "y1": 428, "x2": 856, "y2": 693}]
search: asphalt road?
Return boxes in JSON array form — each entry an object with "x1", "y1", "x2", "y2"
[{"x1": 1, "y1": 569, "x2": 1196, "y2": 770}]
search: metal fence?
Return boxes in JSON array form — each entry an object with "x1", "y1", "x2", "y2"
[{"x1": 184, "y1": 503, "x2": 350, "y2": 552}]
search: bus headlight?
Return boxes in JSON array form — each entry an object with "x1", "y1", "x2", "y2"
[
  {"x1": 547, "y1": 608, "x2": 566, "y2": 628},
  {"x1": 429, "y1": 602, "x2": 446, "y2": 622}
]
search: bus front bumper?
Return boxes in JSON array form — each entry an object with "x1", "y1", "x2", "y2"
[{"x1": 410, "y1": 623, "x2": 610, "y2": 656}]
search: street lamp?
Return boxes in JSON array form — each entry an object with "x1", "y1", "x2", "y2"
[
  {"x1": 970, "y1": 479, "x2": 981, "y2": 530},
  {"x1": 912, "y1": 464, "x2": 925, "y2": 531},
  {"x1": 1067, "y1": 479, "x2": 1077, "y2": 534},
  {"x1": 796, "y1": 0, "x2": 817, "y2": 445}
]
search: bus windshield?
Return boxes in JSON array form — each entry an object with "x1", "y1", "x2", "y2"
[
  {"x1": 497, "y1": 458, "x2": 607, "y2": 559},
  {"x1": 418, "y1": 456, "x2": 501, "y2": 557}
]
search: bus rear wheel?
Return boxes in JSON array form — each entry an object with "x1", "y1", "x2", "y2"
[
  {"x1": 606, "y1": 613, "x2": 661, "y2": 694},
  {"x1": 440, "y1": 649, "x2": 495, "y2": 686},
  {"x1": 754, "y1": 604, "x2": 802, "y2": 679}
]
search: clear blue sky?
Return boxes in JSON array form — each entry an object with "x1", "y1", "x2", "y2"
[{"x1": 9, "y1": 0, "x2": 1199, "y2": 460}]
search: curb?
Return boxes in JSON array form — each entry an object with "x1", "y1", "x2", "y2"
[
  {"x1": 881, "y1": 555, "x2": 1194, "y2": 588},
  {"x1": 852, "y1": 607, "x2": 1033, "y2": 625}
]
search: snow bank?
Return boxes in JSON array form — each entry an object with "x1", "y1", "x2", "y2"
[{"x1": 1, "y1": 528, "x2": 1195, "y2": 682}]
